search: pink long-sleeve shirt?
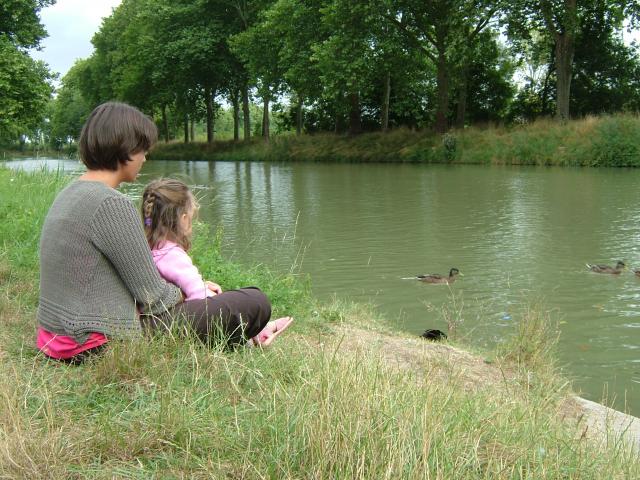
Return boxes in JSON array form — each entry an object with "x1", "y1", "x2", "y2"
[{"x1": 151, "y1": 241, "x2": 214, "y2": 301}]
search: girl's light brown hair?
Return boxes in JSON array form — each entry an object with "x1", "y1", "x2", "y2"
[{"x1": 142, "y1": 179, "x2": 198, "y2": 251}]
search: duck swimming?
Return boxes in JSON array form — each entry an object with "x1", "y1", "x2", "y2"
[
  {"x1": 417, "y1": 268, "x2": 461, "y2": 284},
  {"x1": 586, "y1": 261, "x2": 625, "y2": 274}
]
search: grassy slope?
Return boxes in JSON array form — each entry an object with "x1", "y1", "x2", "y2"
[
  {"x1": 150, "y1": 114, "x2": 640, "y2": 167},
  {"x1": 0, "y1": 168, "x2": 638, "y2": 478}
]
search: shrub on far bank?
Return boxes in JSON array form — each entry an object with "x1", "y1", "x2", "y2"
[
  {"x1": 1, "y1": 143, "x2": 77, "y2": 159},
  {"x1": 149, "y1": 114, "x2": 640, "y2": 167},
  {"x1": 591, "y1": 115, "x2": 640, "y2": 167}
]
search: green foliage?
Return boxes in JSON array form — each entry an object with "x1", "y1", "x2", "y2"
[
  {"x1": 230, "y1": 5, "x2": 283, "y2": 100},
  {"x1": 48, "y1": 61, "x2": 92, "y2": 148},
  {"x1": 591, "y1": 115, "x2": 640, "y2": 167},
  {"x1": 0, "y1": 0, "x2": 54, "y2": 48},
  {"x1": 21, "y1": 0, "x2": 640, "y2": 140},
  {"x1": 312, "y1": 2, "x2": 379, "y2": 99},
  {"x1": 0, "y1": 1, "x2": 55, "y2": 143},
  {"x1": 504, "y1": 0, "x2": 640, "y2": 120},
  {"x1": 449, "y1": 30, "x2": 516, "y2": 125},
  {"x1": 73, "y1": 0, "x2": 266, "y2": 142},
  {"x1": 571, "y1": 2, "x2": 640, "y2": 115},
  {"x1": 389, "y1": 0, "x2": 507, "y2": 131},
  {"x1": 150, "y1": 114, "x2": 640, "y2": 167},
  {"x1": 269, "y1": 0, "x2": 324, "y2": 100},
  {"x1": 0, "y1": 38, "x2": 54, "y2": 141}
]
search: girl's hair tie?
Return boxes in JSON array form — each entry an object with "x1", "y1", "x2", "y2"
[{"x1": 144, "y1": 217, "x2": 152, "y2": 226}]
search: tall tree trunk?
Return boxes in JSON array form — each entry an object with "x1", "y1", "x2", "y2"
[
  {"x1": 205, "y1": 86, "x2": 214, "y2": 143},
  {"x1": 183, "y1": 114, "x2": 189, "y2": 144},
  {"x1": 541, "y1": 0, "x2": 576, "y2": 122},
  {"x1": 242, "y1": 83, "x2": 250, "y2": 140},
  {"x1": 455, "y1": 68, "x2": 468, "y2": 129},
  {"x1": 348, "y1": 91, "x2": 362, "y2": 135},
  {"x1": 190, "y1": 118, "x2": 195, "y2": 142},
  {"x1": 262, "y1": 94, "x2": 270, "y2": 141},
  {"x1": 231, "y1": 89, "x2": 240, "y2": 141},
  {"x1": 296, "y1": 95, "x2": 304, "y2": 135},
  {"x1": 435, "y1": 47, "x2": 449, "y2": 134},
  {"x1": 382, "y1": 70, "x2": 391, "y2": 132},
  {"x1": 541, "y1": 66, "x2": 553, "y2": 115},
  {"x1": 555, "y1": 32, "x2": 575, "y2": 122},
  {"x1": 162, "y1": 104, "x2": 169, "y2": 142}
]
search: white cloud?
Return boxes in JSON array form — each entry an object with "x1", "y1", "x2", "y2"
[{"x1": 31, "y1": 0, "x2": 122, "y2": 81}]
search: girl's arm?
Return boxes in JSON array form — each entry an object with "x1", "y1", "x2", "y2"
[
  {"x1": 155, "y1": 246, "x2": 212, "y2": 301},
  {"x1": 90, "y1": 195, "x2": 182, "y2": 314}
]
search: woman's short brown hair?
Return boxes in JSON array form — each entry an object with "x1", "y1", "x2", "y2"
[{"x1": 79, "y1": 102, "x2": 158, "y2": 171}]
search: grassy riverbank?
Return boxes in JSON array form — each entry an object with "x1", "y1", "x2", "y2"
[
  {"x1": 0, "y1": 146, "x2": 75, "y2": 160},
  {"x1": 150, "y1": 114, "x2": 640, "y2": 167},
  {"x1": 1, "y1": 168, "x2": 639, "y2": 477}
]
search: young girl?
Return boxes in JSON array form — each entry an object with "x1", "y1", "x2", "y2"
[{"x1": 141, "y1": 179, "x2": 292, "y2": 346}]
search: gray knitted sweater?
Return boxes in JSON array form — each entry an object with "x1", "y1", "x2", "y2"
[{"x1": 37, "y1": 180, "x2": 182, "y2": 343}]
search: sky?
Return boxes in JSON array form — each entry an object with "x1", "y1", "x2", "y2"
[{"x1": 30, "y1": 0, "x2": 123, "y2": 81}]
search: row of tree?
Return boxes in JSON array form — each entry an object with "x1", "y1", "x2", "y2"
[{"x1": 3, "y1": 1, "x2": 640, "y2": 147}]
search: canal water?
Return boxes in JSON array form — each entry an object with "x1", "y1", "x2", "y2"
[{"x1": 5, "y1": 157, "x2": 640, "y2": 414}]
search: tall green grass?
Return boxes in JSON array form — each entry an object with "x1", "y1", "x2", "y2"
[
  {"x1": 150, "y1": 114, "x2": 640, "y2": 167},
  {"x1": 1, "y1": 167, "x2": 639, "y2": 478}
]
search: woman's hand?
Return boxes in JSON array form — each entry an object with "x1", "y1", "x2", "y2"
[{"x1": 206, "y1": 281, "x2": 222, "y2": 295}]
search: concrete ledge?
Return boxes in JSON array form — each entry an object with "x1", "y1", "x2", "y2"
[{"x1": 573, "y1": 396, "x2": 640, "y2": 451}]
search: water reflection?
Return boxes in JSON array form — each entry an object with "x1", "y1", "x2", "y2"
[{"x1": 2, "y1": 156, "x2": 83, "y2": 173}]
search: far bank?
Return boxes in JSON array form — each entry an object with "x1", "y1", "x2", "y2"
[{"x1": 148, "y1": 114, "x2": 640, "y2": 167}]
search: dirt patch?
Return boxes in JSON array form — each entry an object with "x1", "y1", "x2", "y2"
[
  {"x1": 329, "y1": 323, "x2": 640, "y2": 451},
  {"x1": 331, "y1": 324, "x2": 507, "y2": 393}
]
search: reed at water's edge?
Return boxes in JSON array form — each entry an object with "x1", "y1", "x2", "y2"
[
  {"x1": 150, "y1": 114, "x2": 640, "y2": 167},
  {"x1": 0, "y1": 168, "x2": 638, "y2": 478}
]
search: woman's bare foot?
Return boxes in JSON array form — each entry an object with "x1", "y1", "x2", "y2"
[{"x1": 252, "y1": 317, "x2": 293, "y2": 346}]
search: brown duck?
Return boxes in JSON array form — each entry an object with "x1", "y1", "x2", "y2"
[
  {"x1": 417, "y1": 268, "x2": 461, "y2": 284},
  {"x1": 586, "y1": 261, "x2": 625, "y2": 274}
]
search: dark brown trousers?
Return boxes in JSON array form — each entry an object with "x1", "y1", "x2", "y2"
[
  {"x1": 140, "y1": 287, "x2": 272, "y2": 347},
  {"x1": 55, "y1": 287, "x2": 271, "y2": 364}
]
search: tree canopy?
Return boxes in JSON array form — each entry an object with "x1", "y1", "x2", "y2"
[
  {"x1": 7, "y1": 0, "x2": 640, "y2": 147},
  {"x1": 0, "y1": 0, "x2": 55, "y2": 142}
]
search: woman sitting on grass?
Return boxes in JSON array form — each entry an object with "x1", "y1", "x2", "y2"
[
  {"x1": 36, "y1": 101, "x2": 281, "y2": 363},
  {"x1": 141, "y1": 178, "x2": 292, "y2": 346}
]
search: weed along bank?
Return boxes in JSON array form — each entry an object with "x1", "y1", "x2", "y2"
[{"x1": 148, "y1": 115, "x2": 640, "y2": 167}]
